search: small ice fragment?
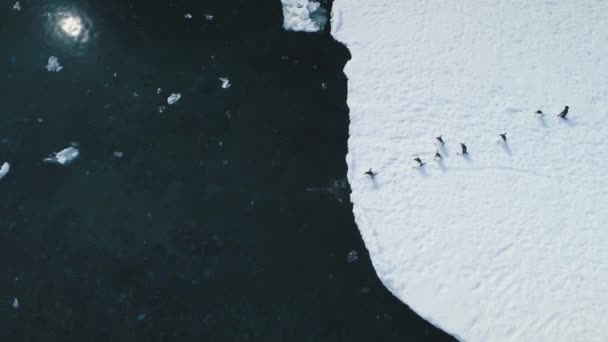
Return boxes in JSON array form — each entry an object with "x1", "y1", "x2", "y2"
[
  {"x1": 132, "y1": 91, "x2": 139, "y2": 97},
  {"x1": 0, "y1": 162, "x2": 10, "y2": 180},
  {"x1": 137, "y1": 313, "x2": 146, "y2": 321},
  {"x1": 167, "y1": 93, "x2": 181, "y2": 105},
  {"x1": 204, "y1": 14, "x2": 214, "y2": 20},
  {"x1": 346, "y1": 250, "x2": 358, "y2": 263},
  {"x1": 219, "y1": 77, "x2": 231, "y2": 89},
  {"x1": 113, "y1": 151, "x2": 123, "y2": 158},
  {"x1": 321, "y1": 82, "x2": 327, "y2": 90},
  {"x1": 158, "y1": 106, "x2": 166, "y2": 113},
  {"x1": 156, "y1": 88, "x2": 162, "y2": 94},
  {"x1": 44, "y1": 146, "x2": 79, "y2": 165},
  {"x1": 12, "y1": 298, "x2": 19, "y2": 309},
  {"x1": 46, "y1": 56, "x2": 63, "y2": 72},
  {"x1": 184, "y1": 13, "x2": 192, "y2": 19},
  {"x1": 113, "y1": 72, "x2": 118, "y2": 78},
  {"x1": 12, "y1": 2, "x2": 20, "y2": 11}
]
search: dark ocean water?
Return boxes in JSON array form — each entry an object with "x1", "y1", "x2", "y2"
[{"x1": 0, "y1": 1, "x2": 455, "y2": 341}]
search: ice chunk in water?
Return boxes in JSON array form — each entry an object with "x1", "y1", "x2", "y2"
[
  {"x1": 167, "y1": 93, "x2": 181, "y2": 105},
  {"x1": 219, "y1": 77, "x2": 231, "y2": 89},
  {"x1": 46, "y1": 56, "x2": 63, "y2": 72},
  {"x1": 281, "y1": 0, "x2": 327, "y2": 32},
  {"x1": 0, "y1": 162, "x2": 10, "y2": 180},
  {"x1": 184, "y1": 13, "x2": 192, "y2": 19},
  {"x1": 44, "y1": 146, "x2": 79, "y2": 165},
  {"x1": 12, "y1": 2, "x2": 20, "y2": 10},
  {"x1": 12, "y1": 298, "x2": 19, "y2": 309}
]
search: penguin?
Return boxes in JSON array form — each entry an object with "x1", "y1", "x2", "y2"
[
  {"x1": 436, "y1": 135, "x2": 445, "y2": 145},
  {"x1": 460, "y1": 143, "x2": 468, "y2": 155},
  {"x1": 499, "y1": 132, "x2": 507, "y2": 142},
  {"x1": 535, "y1": 110, "x2": 545, "y2": 116},
  {"x1": 364, "y1": 168, "x2": 377, "y2": 179},
  {"x1": 557, "y1": 105, "x2": 569, "y2": 119},
  {"x1": 414, "y1": 157, "x2": 426, "y2": 167},
  {"x1": 434, "y1": 151, "x2": 443, "y2": 160}
]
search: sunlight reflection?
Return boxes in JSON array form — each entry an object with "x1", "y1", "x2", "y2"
[{"x1": 59, "y1": 15, "x2": 83, "y2": 37}]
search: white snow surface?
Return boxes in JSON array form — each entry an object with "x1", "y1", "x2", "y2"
[
  {"x1": 0, "y1": 162, "x2": 10, "y2": 180},
  {"x1": 332, "y1": 1, "x2": 608, "y2": 341},
  {"x1": 280, "y1": 0, "x2": 327, "y2": 32}
]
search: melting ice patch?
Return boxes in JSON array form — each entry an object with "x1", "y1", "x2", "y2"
[
  {"x1": 44, "y1": 146, "x2": 79, "y2": 165},
  {"x1": 219, "y1": 77, "x2": 231, "y2": 89},
  {"x1": 46, "y1": 56, "x2": 63, "y2": 72},
  {"x1": 332, "y1": 0, "x2": 608, "y2": 341},
  {"x1": 0, "y1": 162, "x2": 10, "y2": 180},
  {"x1": 167, "y1": 93, "x2": 181, "y2": 105},
  {"x1": 281, "y1": 0, "x2": 327, "y2": 32}
]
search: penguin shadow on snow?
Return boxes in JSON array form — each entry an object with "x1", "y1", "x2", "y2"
[
  {"x1": 416, "y1": 164, "x2": 429, "y2": 177},
  {"x1": 500, "y1": 142, "x2": 512, "y2": 156},
  {"x1": 438, "y1": 143, "x2": 449, "y2": 158},
  {"x1": 536, "y1": 114, "x2": 548, "y2": 128},
  {"x1": 435, "y1": 158, "x2": 447, "y2": 172}
]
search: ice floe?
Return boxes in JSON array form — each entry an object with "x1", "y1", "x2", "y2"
[
  {"x1": 280, "y1": 0, "x2": 327, "y2": 32},
  {"x1": 45, "y1": 56, "x2": 63, "y2": 72},
  {"x1": 0, "y1": 162, "x2": 10, "y2": 180},
  {"x1": 167, "y1": 93, "x2": 181, "y2": 105},
  {"x1": 44, "y1": 146, "x2": 79, "y2": 165}
]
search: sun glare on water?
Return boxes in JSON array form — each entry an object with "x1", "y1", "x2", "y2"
[{"x1": 59, "y1": 15, "x2": 83, "y2": 37}]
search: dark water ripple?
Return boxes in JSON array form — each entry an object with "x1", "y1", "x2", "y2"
[{"x1": 0, "y1": 0, "x2": 455, "y2": 341}]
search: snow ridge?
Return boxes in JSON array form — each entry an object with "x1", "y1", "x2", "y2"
[{"x1": 331, "y1": 1, "x2": 608, "y2": 341}]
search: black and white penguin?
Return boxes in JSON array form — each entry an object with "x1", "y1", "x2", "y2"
[
  {"x1": 436, "y1": 135, "x2": 445, "y2": 145},
  {"x1": 414, "y1": 157, "x2": 426, "y2": 167},
  {"x1": 557, "y1": 105, "x2": 569, "y2": 119},
  {"x1": 499, "y1": 133, "x2": 507, "y2": 142},
  {"x1": 434, "y1": 151, "x2": 443, "y2": 160},
  {"x1": 364, "y1": 168, "x2": 377, "y2": 179},
  {"x1": 460, "y1": 143, "x2": 468, "y2": 155}
]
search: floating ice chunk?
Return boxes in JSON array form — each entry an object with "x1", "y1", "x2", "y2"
[
  {"x1": 158, "y1": 106, "x2": 166, "y2": 113},
  {"x1": 0, "y1": 162, "x2": 10, "y2": 180},
  {"x1": 12, "y1": 298, "x2": 19, "y2": 309},
  {"x1": 184, "y1": 13, "x2": 192, "y2": 19},
  {"x1": 113, "y1": 151, "x2": 123, "y2": 158},
  {"x1": 346, "y1": 250, "x2": 358, "y2": 263},
  {"x1": 167, "y1": 93, "x2": 181, "y2": 105},
  {"x1": 219, "y1": 77, "x2": 231, "y2": 89},
  {"x1": 137, "y1": 313, "x2": 146, "y2": 321},
  {"x1": 204, "y1": 14, "x2": 214, "y2": 21},
  {"x1": 281, "y1": 0, "x2": 327, "y2": 32},
  {"x1": 12, "y1": 2, "x2": 20, "y2": 10},
  {"x1": 46, "y1": 56, "x2": 63, "y2": 72},
  {"x1": 156, "y1": 88, "x2": 162, "y2": 94},
  {"x1": 44, "y1": 146, "x2": 79, "y2": 165}
]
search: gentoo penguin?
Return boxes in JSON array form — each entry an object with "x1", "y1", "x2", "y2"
[
  {"x1": 414, "y1": 157, "x2": 426, "y2": 167},
  {"x1": 557, "y1": 105, "x2": 569, "y2": 119},
  {"x1": 436, "y1": 135, "x2": 445, "y2": 145},
  {"x1": 364, "y1": 168, "x2": 377, "y2": 179},
  {"x1": 460, "y1": 143, "x2": 468, "y2": 155}
]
